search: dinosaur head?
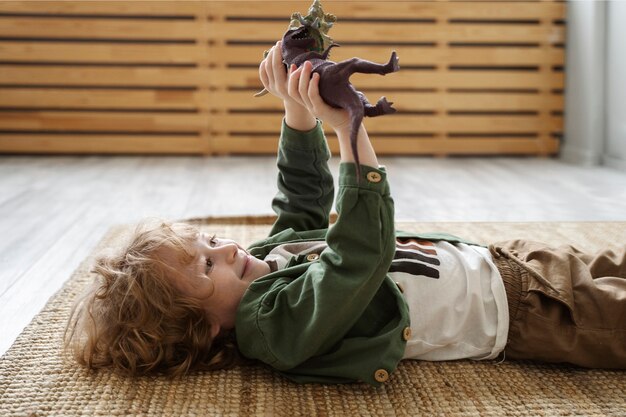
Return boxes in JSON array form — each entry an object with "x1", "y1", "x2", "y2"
[{"x1": 282, "y1": 25, "x2": 317, "y2": 53}]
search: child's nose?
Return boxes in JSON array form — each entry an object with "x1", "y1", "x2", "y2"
[{"x1": 216, "y1": 242, "x2": 239, "y2": 262}]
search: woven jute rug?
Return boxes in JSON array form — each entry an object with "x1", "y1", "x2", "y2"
[{"x1": 1, "y1": 219, "x2": 625, "y2": 416}]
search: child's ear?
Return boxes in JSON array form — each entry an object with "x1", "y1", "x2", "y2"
[{"x1": 209, "y1": 320, "x2": 221, "y2": 339}]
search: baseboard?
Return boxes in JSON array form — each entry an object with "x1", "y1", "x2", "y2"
[
  {"x1": 559, "y1": 146, "x2": 602, "y2": 166},
  {"x1": 602, "y1": 154, "x2": 626, "y2": 171}
]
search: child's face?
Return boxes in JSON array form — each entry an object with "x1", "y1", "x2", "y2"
[{"x1": 161, "y1": 232, "x2": 271, "y2": 331}]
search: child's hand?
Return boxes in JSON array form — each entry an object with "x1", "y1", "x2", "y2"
[
  {"x1": 289, "y1": 63, "x2": 378, "y2": 166},
  {"x1": 287, "y1": 61, "x2": 351, "y2": 133},
  {"x1": 259, "y1": 41, "x2": 299, "y2": 107},
  {"x1": 260, "y1": 41, "x2": 316, "y2": 131}
]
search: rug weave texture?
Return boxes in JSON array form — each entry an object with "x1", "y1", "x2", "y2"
[{"x1": 1, "y1": 220, "x2": 625, "y2": 416}]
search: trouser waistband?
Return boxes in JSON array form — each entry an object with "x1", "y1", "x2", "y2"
[{"x1": 489, "y1": 245, "x2": 525, "y2": 327}]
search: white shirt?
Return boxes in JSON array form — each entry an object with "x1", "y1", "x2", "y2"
[{"x1": 394, "y1": 240, "x2": 508, "y2": 361}]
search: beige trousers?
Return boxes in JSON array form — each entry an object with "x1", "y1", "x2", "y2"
[{"x1": 490, "y1": 240, "x2": 626, "y2": 369}]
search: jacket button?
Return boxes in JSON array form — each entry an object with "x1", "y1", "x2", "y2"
[
  {"x1": 374, "y1": 369, "x2": 389, "y2": 383},
  {"x1": 395, "y1": 281, "x2": 404, "y2": 293},
  {"x1": 366, "y1": 172, "x2": 382, "y2": 183},
  {"x1": 306, "y1": 253, "x2": 319, "y2": 262},
  {"x1": 403, "y1": 327, "x2": 412, "y2": 341}
]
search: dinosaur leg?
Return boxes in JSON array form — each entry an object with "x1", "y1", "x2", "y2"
[
  {"x1": 364, "y1": 96, "x2": 397, "y2": 117},
  {"x1": 335, "y1": 51, "x2": 400, "y2": 77},
  {"x1": 356, "y1": 91, "x2": 371, "y2": 106}
]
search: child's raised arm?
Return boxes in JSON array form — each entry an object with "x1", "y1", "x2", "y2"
[{"x1": 258, "y1": 42, "x2": 334, "y2": 235}]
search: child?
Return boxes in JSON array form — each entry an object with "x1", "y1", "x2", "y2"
[{"x1": 65, "y1": 42, "x2": 626, "y2": 387}]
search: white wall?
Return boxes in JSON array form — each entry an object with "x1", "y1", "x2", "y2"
[
  {"x1": 561, "y1": 0, "x2": 625, "y2": 171},
  {"x1": 561, "y1": 0, "x2": 606, "y2": 166},
  {"x1": 604, "y1": 0, "x2": 626, "y2": 170}
]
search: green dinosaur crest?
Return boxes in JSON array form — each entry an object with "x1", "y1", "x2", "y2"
[{"x1": 288, "y1": 0, "x2": 336, "y2": 53}]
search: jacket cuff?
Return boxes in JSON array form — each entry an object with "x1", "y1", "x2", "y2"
[
  {"x1": 338, "y1": 163, "x2": 389, "y2": 194},
  {"x1": 280, "y1": 117, "x2": 327, "y2": 152}
]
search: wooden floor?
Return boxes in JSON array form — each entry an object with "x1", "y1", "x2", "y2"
[{"x1": 1, "y1": 155, "x2": 625, "y2": 356}]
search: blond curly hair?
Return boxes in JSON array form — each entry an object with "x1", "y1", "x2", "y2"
[{"x1": 64, "y1": 219, "x2": 241, "y2": 376}]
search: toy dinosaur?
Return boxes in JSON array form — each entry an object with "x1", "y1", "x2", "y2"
[
  {"x1": 255, "y1": 0, "x2": 335, "y2": 97},
  {"x1": 255, "y1": 0, "x2": 399, "y2": 179}
]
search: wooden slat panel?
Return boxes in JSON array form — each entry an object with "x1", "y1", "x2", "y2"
[
  {"x1": 0, "y1": 17, "x2": 201, "y2": 40},
  {"x1": 0, "y1": 112, "x2": 206, "y2": 132},
  {"x1": 0, "y1": 0, "x2": 565, "y2": 156},
  {"x1": 0, "y1": 42, "x2": 201, "y2": 64},
  {"x1": 0, "y1": 88, "x2": 204, "y2": 110},
  {"x1": 0, "y1": 134, "x2": 207, "y2": 153}
]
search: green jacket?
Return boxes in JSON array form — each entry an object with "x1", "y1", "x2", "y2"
[{"x1": 235, "y1": 119, "x2": 477, "y2": 387}]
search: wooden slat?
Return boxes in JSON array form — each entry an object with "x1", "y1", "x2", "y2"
[
  {"x1": 369, "y1": 137, "x2": 560, "y2": 155},
  {"x1": 206, "y1": 2, "x2": 566, "y2": 20},
  {"x1": 209, "y1": 135, "x2": 560, "y2": 155},
  {"x1": 220, "y1": 68, "x2": 565, "y2": 89},
  {"x1": 207, "y1": 22, "x2": 565, "y2": 44},
  {"x1": 0, "y1": 88, "x2": 205, "y2": 110},
  {"x1": 0, "y1": 113, "x2": 563, "y2": 136},
  {"x1": 0, "y1": 17, "x2": 201, "y2": 40},
  {"x1": 0, "y1": 111, "x2": 206, "y2": 132},
  {"x1": 0, "y1": 2, "x2": 567, "y2": 23},
  {"x1": 216, "y1": 91, "x2": 564, "y2": 112},
  {"x1": 439, "y1": 93, "x2": 564, "y2": 111},
  {"x1": 444, "y1": 24, "x2": 564, "y2": 44},
  {"x1": 0, "y1": 41, "x2": 564, "y2": 67},
  {"x1": 209, "y1": 114, "x2": 562, "y2": 134},
  {"x1": 0, "y1": 65, "x2": 208, "y2": 86},
  {"x1": 210, "y1": 45, "x2": 566, "y2": 65},
  {"x1": 0, "y1": 1, "x2": 204, "y2": 15},
  {"x1": 0, "y1": 42, "x2": 201, "y2": 64},
  {"x1": 0, "y1": 134, "x2": 208, "y2": 153},
  {"x1": 0, "y1": 134, "x2": 562, "y2": 158}
]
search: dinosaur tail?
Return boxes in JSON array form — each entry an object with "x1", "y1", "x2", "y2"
[{"x1": 348, "y1": 109, "x2": 364, "y2": 182}]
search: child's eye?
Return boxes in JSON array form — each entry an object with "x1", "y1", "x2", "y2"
[
  {"x1": 209, "y1": 234, "x2": 217, "y2": 246},
  {"x1": 205, "y1": 257, "x2": 213, "y2": 274}
]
